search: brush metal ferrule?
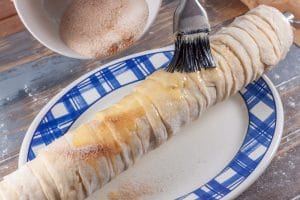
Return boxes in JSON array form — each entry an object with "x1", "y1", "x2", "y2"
[
  {"x1": 173, "y1": 0, "x2": 211, "y2": 35},
  {"x1": 284, "y1": 12, "x2": 300, "y2": 27}
]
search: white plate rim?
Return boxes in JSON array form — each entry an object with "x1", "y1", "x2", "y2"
[{"x1": 223, "y1": 75, "x2": 283, "y2": 200}]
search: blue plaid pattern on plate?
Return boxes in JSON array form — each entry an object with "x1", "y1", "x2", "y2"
[
  {"x1": 26, "y1": 50, "x2": 276, "y2": 200},
  {"x1": 178, "y1": 78, "x2": 276, "y2": 200}
]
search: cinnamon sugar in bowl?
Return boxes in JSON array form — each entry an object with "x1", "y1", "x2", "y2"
[
  {"x1": 60, "y1": 0, "x2": 149, "y2": 59},
  {"x1": 14, "y1": 0, "x2": 162, "y2": 59}
]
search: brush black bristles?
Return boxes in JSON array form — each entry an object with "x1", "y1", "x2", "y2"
[{"x1": 166, "y1": 31, "x2": 216, "y2": 73}]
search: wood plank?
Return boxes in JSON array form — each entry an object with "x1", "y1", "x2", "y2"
[
  {"x1": 0, "y1": 15, "x2": 24, "y2": 37},
  {"x1": 0, "y1": 0, "x2": 16, "y2": 20},
  {"x1": 0, "y1": 31, "x2": 54, "y2": 74},
  {"x1": 0, "y1": 0, "x2": 25, "y2": 37}
]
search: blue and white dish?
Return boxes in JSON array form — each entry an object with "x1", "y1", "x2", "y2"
[{"x1": 19, "y1": 46, "x2": 283, "y2": 200}]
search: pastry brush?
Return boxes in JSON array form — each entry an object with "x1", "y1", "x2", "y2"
[{"x1": 166, "y1": 0, "x2": 216, "y2": 73}]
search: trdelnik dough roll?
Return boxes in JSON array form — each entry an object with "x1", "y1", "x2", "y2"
[{"x1": 0, "y1": 5, "x2": 293, "y2": 200}]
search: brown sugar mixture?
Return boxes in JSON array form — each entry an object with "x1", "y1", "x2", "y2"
[
  {"x1": 60, "y1": 0, "x2": 149, "y2": 58},
  {"x1": 108, "y1": 182, "x2": 162, "y2": 200}
]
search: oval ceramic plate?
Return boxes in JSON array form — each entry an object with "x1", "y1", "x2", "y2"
[{"x1": 19, "y1": 46, "x2": 283, "y2": 200}]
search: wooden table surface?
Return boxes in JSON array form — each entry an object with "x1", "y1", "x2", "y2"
[{"x1": 0, "y1": 0, "x2": 299, "y2": 199}]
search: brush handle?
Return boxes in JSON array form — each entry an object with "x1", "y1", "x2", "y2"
[
  {"x1": 173, "y1": 0, "x2": 210, "y2": 34},
  {"x1": 292, "y1": 21, "x2": 300, "y2": 27}
]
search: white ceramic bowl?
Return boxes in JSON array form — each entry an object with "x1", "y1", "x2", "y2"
[{"x1": 14, "y1": 0, "x2": 162, "y2": 59}]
